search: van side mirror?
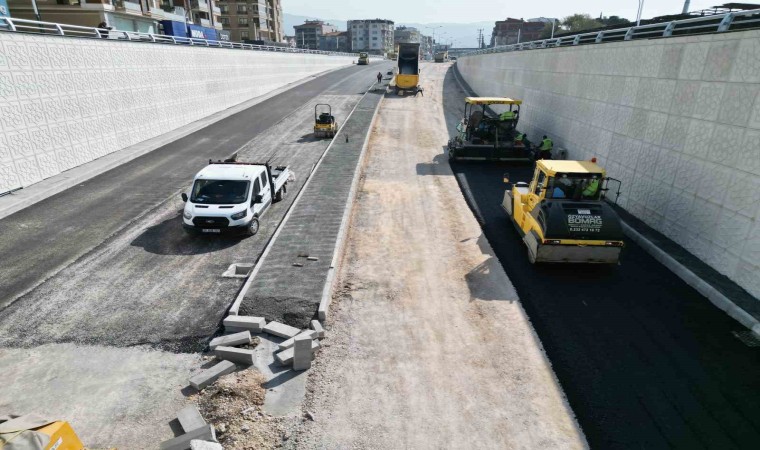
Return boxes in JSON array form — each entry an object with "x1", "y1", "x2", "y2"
[
  {"x1": 502, "y1": 172, "x2": 510, "y2": 184},
  {"x1": 181, "y1": 193, "x2": 188, "y2": 202},
  {"x1": 253, "y1": 194, "x2": 263, "y2": 204}
]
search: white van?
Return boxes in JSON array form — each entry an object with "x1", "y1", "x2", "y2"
[{"x1": 181, "y1": 160, "x2": 292, "y2": 236}]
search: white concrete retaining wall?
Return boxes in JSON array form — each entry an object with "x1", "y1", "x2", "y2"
[
  {"x1": 457, "y1": 30, "x2": 760, "y2": 299},
  {"x1": 0, "y1": 32, "x2": 355, "y2": 193}
]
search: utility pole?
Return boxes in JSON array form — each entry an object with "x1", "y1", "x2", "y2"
[
  {"x1": 682, "y1": 0, "x2": 691, "y2": 14},
  {"x1": 477, "y1": 28, "x2": 483, "y2": 48}
]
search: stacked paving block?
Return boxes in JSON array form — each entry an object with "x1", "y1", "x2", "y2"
[{"x1": 160, "y1": 406, "x2": 217, "y2": 450}]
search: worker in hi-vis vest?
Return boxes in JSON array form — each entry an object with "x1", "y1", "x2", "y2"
[
  {"x1": 583, "y1": 178, "x2": 600, "y2": 198},
  {"x1": 537, "y1": 135, "x2": 553, "y2": 160},
  {"x1": 499, "y1": 110, "x2": 516, "y2": 121}
]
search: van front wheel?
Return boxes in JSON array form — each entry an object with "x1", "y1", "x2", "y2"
[{"x1": 246, "y1": 217, "x2": 260, "y2": 236}]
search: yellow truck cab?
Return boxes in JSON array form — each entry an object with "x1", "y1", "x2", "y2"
[{"x1": 502, "y1": 159, "x2": 625, "y2": 264}]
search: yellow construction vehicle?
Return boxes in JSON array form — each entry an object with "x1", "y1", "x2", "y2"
[
  {"x1": 0, "y1": 414, "x2": 85, "y2": 449},
  {"x1": 313, "y1": 104, "x2": 337, "y2": 138},
  {"x1": 448, "y1": 97, "x2": 530, "y2": 161},
  {"x1": 502, "y1": 159, "x2": 625, "y2": 264},
  {"x1": 393, "y1": 42, "x2": 420, "y2": 95}
]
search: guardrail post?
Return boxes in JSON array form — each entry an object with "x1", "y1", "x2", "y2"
[
  {"x1": 573, "y1": 35, "x2": 581, "y2": 45},
  {"x1": 595, "y1": 31, "x2": 605, "y2": 43},
  {"x1": 718, "y1": 13, "x2": 735, "y2": 32},
  {"x1": 149, "y1": 33, "x2": 156, "y2": 42},
  {"x1": 55, "y1": 24, "x2": 64, "y2": 36},
  {"x1": 663, "y1": 22, "x2": 676, "y2": 37},
  {"x1": 170, "y1": 36, "x2": 177, "y2": 44},
  {"x1": 624, "y1": 27, "x2": 635, "y2": 40}
]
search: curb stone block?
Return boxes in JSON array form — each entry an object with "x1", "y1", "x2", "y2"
[
  {"x1": 190, "y1": 440, "x2": 223, "y2": 450},
  {"x1": 310, "y1": 320, "x2": 325, "y2": 338},
  {"x1": 159, "y1": 424, "x2": 217, "y2": 450},
  {"x1": 177, "y1": 405, "x2": 206, "y2": 432},
  {"x1": 223, "y1": 316, "x2": 265, "y2": 333},
  {"x1": 189, "y1": 360, "x2": 237, "y2": 391},
  {"x1": 278, "y1": 330, "x2": 318, "y2": 350},
  {"x1": 275, "y1": 340, "x2": 320, "y2": 365},
  {"x1": 293, "y1": 334, "x2": 313, "y2": 371},
  {"x1": 209, "y1": 331, "x2": 251, "y2": 350},
  {"x1": 263, "y1": 321, "x2": 301, "y2": 339},
  {"x1": 214, "y1": 346, "x2": 255, "y2": 365}
]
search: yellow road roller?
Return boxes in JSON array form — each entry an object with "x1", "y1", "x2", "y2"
[
  {"x1": 314, "y1": 104, "x2": 337, "y2": 138},
  {"x1": 502, "y1": 159, "x2": 625, "y2": 264}
]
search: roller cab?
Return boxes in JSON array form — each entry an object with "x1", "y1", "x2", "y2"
[{"x1": 502, "y1": 160, "x2": 625, "y2": 264}]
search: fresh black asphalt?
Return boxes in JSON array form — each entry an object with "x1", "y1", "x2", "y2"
[{"x1": 450, "y1": 160, "x2": 760, "y2": 449}]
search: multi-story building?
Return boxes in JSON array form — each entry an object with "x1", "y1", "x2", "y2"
[
  {"x1": 348, "y1": 18, "x2": 394, "y2": 55},
  {"x1": 490, "y1": 18, "x2": 544, "y2": 46},
  {"x1": 394, "y1": 25, "x2": 421, "y2": 44},
  {"x1": 218, "y1": 0, "x2": 283, "y2": 43},
  {"x1": 7, "y1": 0, "x2": 223, "y2": 36},
  {"x1": 293, "y1": 20, "x2": 337, "y2": 49},
  {"x1": 319, "y1": 31, "x2": 348, "y2": 52},
  {"x1": 283, "y1": 35, "x2": 297, "y2": 47}
]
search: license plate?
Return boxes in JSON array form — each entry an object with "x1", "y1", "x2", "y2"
[{"x1": 202, "y1": 229, "x2": 221, "y2": 233}]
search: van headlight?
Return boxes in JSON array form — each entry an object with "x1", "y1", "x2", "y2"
[
  {"x1": 231, "y1": 210, "x2": 247, "y2": 220},
  {"x1": 183, "y1": 210, "x2": 192, "y2": 220}
]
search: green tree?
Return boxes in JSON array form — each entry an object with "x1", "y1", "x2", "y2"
[
  {"x1": 600, "y1": 15, "x2": 631, "y2": 27},
  {"x1": 539, "y1": 21, "x2": 560, "y2": 39},
  {"x1": 562, "y1": 14, "x2": 603, "y2": 33}
]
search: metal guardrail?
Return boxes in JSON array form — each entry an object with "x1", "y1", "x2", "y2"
[
  {"x1": 463, "y1": 8, "x2": 760, "y2": 56},
  {"x1": 0, "y1": 16, "x2": 368, "y2": 58}
]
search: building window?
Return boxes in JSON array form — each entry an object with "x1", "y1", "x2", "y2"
[
  {"x1": 219, "y1": 5, "x2": 228, "y2": 13},
  {"x1": 220, "y1": 17, "x2": 230, "y2": 25},
  {"x1": 237, "y1": 4, "x2": 247, "y2": 13},
  {"x1": 238, "y1": 17, "x2": 248, "y2": 25},
  {"x1": 241, "y1": 30, "x2": 249, "y2": 39},
  {"x1": 372, "y1": 37, "x2": 377, "y2": 40}
]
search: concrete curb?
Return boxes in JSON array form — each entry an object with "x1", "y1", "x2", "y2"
[
  {"x1": 0, "y1": 65, "x2": 349, "y2": 221},
  {"x1": 318, "y1": 88, "x2": 385, "y2": 321},
  {"x1": 228, "y1": 81, "x2": 384, "y2": 316},
  {"x1": 621, "y1": 222, "x2": 760, "y2": 337}
]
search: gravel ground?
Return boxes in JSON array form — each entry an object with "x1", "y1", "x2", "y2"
[{"x1": 286, "y1": 63, "x2": 587, "y2": 449}]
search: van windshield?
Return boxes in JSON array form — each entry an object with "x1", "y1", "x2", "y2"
[{"x1": 191, "y1": 180, "x2": 249, "y2": 204}]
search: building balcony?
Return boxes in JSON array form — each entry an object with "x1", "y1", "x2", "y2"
[
  {"x1": 198, "y1": 18, "x2": 211, "y2": 27},
  {"x1": 114, "y1": 0, "x2": 143, "y2": 15},
  {"x1": 161, "y1": 6, "x2": 186, "y2": 22},
  {"x1": 214, "y1": 22, "x2": 223, "y2": 30},
  {"x1": 212, "y1": 5, "x2": 221, "y2": 15},
  {"x1": 80, "y1": 0, "x2": 116, "y2": 11},
  {"x1": 190, "y1": 0, "x2": 209, "y2": 13}
]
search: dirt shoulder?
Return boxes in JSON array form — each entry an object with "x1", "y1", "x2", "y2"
[{"x1": 288, "y1": 63, "x2": 587, "y2": 449}]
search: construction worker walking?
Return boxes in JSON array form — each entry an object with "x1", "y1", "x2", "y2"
[
  {"x1": 536, "y1": 135, "x2": 553, "y2": 160},
  {"x1": 376, "y1": 72, "x2": 383, "y2": 84}
]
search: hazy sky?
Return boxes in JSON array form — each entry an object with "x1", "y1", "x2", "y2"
[{"x1": 282, "y1": 0, "x2": 720, "y2": 24}]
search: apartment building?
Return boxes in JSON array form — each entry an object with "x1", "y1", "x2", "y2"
[
  {"x1": 218, "y1": 0, "x2": 283, "y2": 42},
  {"x1": 293, "y1": 20, "x2": 337, "y2": 50},
  {"x1": 490, "y1": 18, "x2": 544, "y2": 46},
  {"x1": 319, "y1": 31, "x2": 348, "y2": 52},
  {"x1": 7, "y1": 0, "x2": 223, "y2": 35},
  {"x1": 348, "y1": 18, "x2": 394, "y2": 55}
]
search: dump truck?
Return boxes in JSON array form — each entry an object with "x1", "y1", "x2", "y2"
[
  {"x1": 502, "y1": 159, "x2": 625, "y2": 264},
  {"x1": 448, "y1": 97, "x2": 531, "y2": 161},
  {"x1": 358, "y1": 52, "x2": 369, "y2": 65},
  {"x1": 394, "y1": 42, "x2": 421, "y2": 95},
  {"x1": 434, "y1": 50, "x2": 448, "y2": 62},
  {"x1": 181, "y1": 157, "x2": 292, "y2": 236}
]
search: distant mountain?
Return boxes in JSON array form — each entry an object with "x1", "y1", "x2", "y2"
[{"x1": 283, "y1": 13, "x2": 492, "y2": 48}]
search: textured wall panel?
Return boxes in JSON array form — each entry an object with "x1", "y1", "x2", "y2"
[
  {"x1": 0, "y1": 33, "x2": 355, "y2": 193},
  {"x1": 458, "y1": 29, "x2": 760, "y2": 299}
]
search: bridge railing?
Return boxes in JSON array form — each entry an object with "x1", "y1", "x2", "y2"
[
  {"x1": 463, "y1": 8, "x2": 760, "y2": 56},
  {"x1": 0, "y1": 16, "x2": 366, "y2": 57}
]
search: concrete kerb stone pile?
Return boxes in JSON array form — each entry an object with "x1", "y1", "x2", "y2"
[{"x1": 160, "y1": 405, "x2": 220, "y2": 450}]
